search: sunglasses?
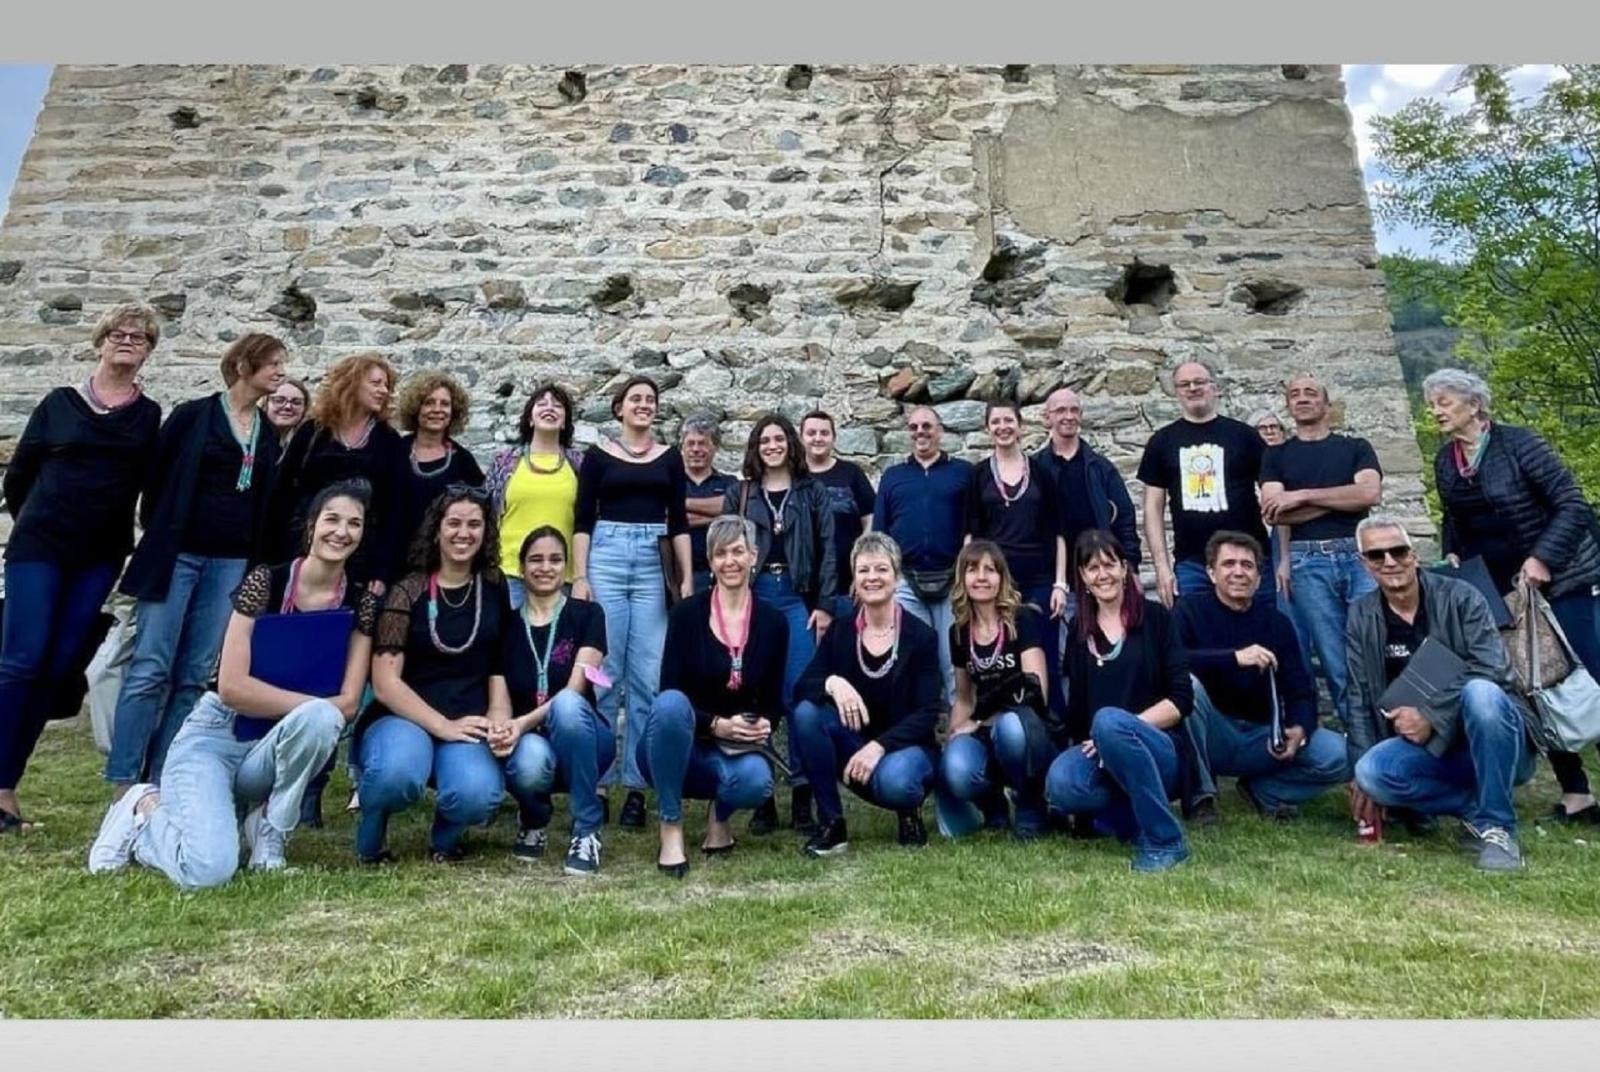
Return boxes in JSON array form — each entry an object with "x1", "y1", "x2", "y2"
[
  {"x1": 1360, "y1": 545, "x2": 1414, "y2": 564},
  {"x1": 446, "y1": 483, "x2": 491, "y2": 503}
]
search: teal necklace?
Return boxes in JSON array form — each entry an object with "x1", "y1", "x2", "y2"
[
  {"x1": 524, "y1": 594, "x2": 567, "y2": 707},
  {"x1": 219, "y1": 393, "x2": 262, "y2": 491}
]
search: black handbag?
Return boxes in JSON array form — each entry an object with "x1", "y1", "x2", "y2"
[{"x1": 907, "y1": 567, "x2": 954, "y2": 603}]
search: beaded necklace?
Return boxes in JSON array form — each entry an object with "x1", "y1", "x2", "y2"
[
  {"x1": 280, "y1": 556, "x2": 346, "y2": 614},
  {"x1": 523, "y1": 446, "x2": 566, "y2": 475},
  {"x1": 1087, "y1": 631, "x2": 1125, "y2": 668},
  {"x1": 410, "y1": 440, "x2": 455, "y2": 478},
  {"x1": 523, "y1": 593, "x2": 567, "y2": 707},
  {"x1": 337, "y1": 418, "x2": 376, "y2": 451},
  {"x1": 615, "y1": 435, "x2": 655, "y2": 459},
  {"x1": 427, "y1": 572, "x2": 483, "y2": 655},
  {"x1": 82, "y1": 375, "x2": 143, "y2": 414},
  {"x1": 968, "y1": 613, "x2": 1010, "y2": 674},
  {"x1": 711, "y1": 585, "x2": 753, "y2": 690},
  {"x1": 855, "y1": 604, "x2": 902, "y2": 679},
  {"x1": 989, "y1": 453, "x2": 1029, "y2": 508},
  {"x1": 219, "y1": 394, "x2": 262, "y2": 492},
  {"x1": 762, "y1": 485, "x2": 792, "y2": 536}
]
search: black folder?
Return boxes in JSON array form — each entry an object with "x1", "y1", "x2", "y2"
[
  {"x1": 1428, "y1": 556, "x2": 1512, "y2": 629},
  {"x1": 1378, "y1": 636, "x2": 1468, "y2": 713}
]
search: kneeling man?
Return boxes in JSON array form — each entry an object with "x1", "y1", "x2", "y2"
[
  {"x1": 1175, "y1": 531, "x2": 1349, "y2": 820},
  {"x1": 1347, "y1": 515, "x2": 1537, "y2": 872}
]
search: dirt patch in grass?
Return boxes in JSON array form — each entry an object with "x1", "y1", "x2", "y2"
[{"x1": 983, "y1": 935, "x2": 1127, "y2": 986}]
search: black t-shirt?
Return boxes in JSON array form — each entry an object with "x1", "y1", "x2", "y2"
[
  {"x1": 811, "y1": 460, "x2": 876, "y2": 592},
  {"x1": 368, "y1": 571, "x2": 509, "y2": 725},
  {"x1": 501, "y1": 597, "x2": 608, "y2": 714},
  {"x1": 181, "y1": 402, "x2": 257, "y2": 559},
  {"x1": 951, "y1": 605, "x2": 1049, "y2": 719},
  {"x1": 1055, "y1": 450, "x2": 1097, "y2": 547},
  {"x1": 1381, "y1": 598, "x2": 1430, "y2": 688},
  {"x1": 686, "y1": 469, "x2": 736, "y2": 573},
  {"x1": 1136, "y1": 415, "x2": 1267, "y2": 563},
  {"x1": 397, "y1": 437, "x2": 486, "y2": 557},
  {"x1": 965, "y1": 456, "x2": 1060, "y2": 590},
  {"x1": 1260, "y1": 434, "x2": 1381, "y2": 541}
]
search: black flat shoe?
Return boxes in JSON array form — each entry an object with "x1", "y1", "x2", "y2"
[
  {"x1": 619, "y1": 790, "x2": 647, "y2": 830},
  {"x1": 429, "y1": 845, "x2": 467, "y2": 865},
  {"x1": 657, "y1": 859, "x2": 690, "y2": 878},
  {"x1": 748, "y1": 797, "x2": 779, "y2": 836},
  {"x1": 702, "y1": 840, "x2": 737, "y2": 857},
  {"x1": 1549, "y1": 801, "x2": 1600, "y2": 825},
  {"x1": 0, "y1": 808, "x2": 24, "y2": 833},
  {"x1": 358, "y1": 849, "x2": 396, "y2": 867}
]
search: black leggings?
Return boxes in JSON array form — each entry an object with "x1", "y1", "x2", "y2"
[{"x1": 1548, "y1": 747, "x2": 1597, "y2": 796}]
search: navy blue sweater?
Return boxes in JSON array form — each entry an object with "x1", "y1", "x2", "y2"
[{"x1": 1172, "y1": 589, "x2": 1317, "y2": 735}]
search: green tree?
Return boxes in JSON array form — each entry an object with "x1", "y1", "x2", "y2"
[{"x1": 1372, "y1": 65, "x2": 1600, "y2": 494}]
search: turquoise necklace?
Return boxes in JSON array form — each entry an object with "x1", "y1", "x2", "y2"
[
  {"x1": 524, "y1": 594, "x2": 567, "y2": 706},
  {"x1": 219, "y1": 393, "x2": 262, "y2": 491}
]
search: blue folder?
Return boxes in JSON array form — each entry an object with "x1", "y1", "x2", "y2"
[{"x1": 233, "y1": 609, "x2": 355, "y2": 741}]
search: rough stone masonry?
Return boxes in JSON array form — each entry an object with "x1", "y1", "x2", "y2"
[{"x1": 0, "y1": 63, "x2": 1431, "y2": 552}]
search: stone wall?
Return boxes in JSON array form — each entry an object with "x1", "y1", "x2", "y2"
[{"x1": 0, "y1": 63, "x2": 1431, "y2": 549}]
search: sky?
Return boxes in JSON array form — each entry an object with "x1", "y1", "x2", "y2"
[{"x1": 0, "y1": 64, "x2": 1566, "y2": 260}]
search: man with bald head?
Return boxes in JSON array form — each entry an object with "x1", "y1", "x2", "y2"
[
  {"x1": 1036, "y1": 386, "x2": 1141, "y2": 571},
  {"x1": 874, "y1": 405, "x2": 972, "y2": 702}
]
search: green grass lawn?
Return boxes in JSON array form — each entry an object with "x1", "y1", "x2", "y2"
[{"x1": 3, "y1": 719, "x2": 1599, "y2": 1019}]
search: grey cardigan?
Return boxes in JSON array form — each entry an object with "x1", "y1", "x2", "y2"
[{"x1": 1344, "y1": 572, "x2": 1530, "y2": 762}]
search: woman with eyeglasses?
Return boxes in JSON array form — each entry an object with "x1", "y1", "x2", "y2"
[
  {"x1": 394, "y1": 371, "x2": 485, "y2": 557},
  {"x1": 1425, "y1": 367, "x2": 1600, "y2": 825},
  {"x1": 88, "y1": 481, "x2": 378, "y2": 887},
  {"x1": 499, "y1": 526, "x2": 610, "y2": 875},
  {"x1": 638, "y1": 515, "x2": 789, "y2": 876},
  {"x1": 936, "y1": 540, "x2": 1061, "y2": 840},
  {"x1": 263, "y1": 379, "x2": 310, "y2": 447},
  {"x1": 1251, "y1": 410, "x2": 1287, "y2": 448},
  {"x1": 1044, "y1": 529, "x2": 1195, "y2": 873},
  {"x1": 1, "y1": 303, "x2": 163, "y2": 833},
  {"x1": 570, "y1": 375, "x2": 693, "y2": 830},
  {"x1": 354, "y1": 484, "x2": 528, "y2": 864},
  {"x1": 105, "y1": 334, "x2": 287, "y2": 799},
  {"x1": 724, "y1": 412, "x2": 837, "y2": 836},
  {"x1": 485, "y1": 382, "x2": 585, "y2": 611}
]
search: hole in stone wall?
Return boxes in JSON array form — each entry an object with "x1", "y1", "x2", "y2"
[
  {"x1": 494, "y1": 380, "x2": 514, "y2": 398},
  {"x1": 353, "y1": 87, "x2": 379, "y2": 110},
  {"x1": 784, "y1": 65, "x2": 814, "y2": 91},
  {"x1": 837, "y1": 279, "x2": 919, "y2": 312},
  {"x1": 727, "y1": 283, "x2": 771, "y2": 320},
  {"x1": 150, "y1": 293, "x2": 187, "y2": 319},
  {"x1": 1233, "y1": 278, "x2": 1306, "y2": 315},
  {"x1": 590, "y1": 274, "x2": 633, "y2": 307},
  {"x1": 1281, "y1": 65, "x2": 1309, "y2": 80},
  {"x1": 1106, "y1": 262, "x2": 1176, "y2": 312},
  {"x1": 267, "y1": 284, "x2": 317, "y2": 326},
  {"x1": 558, "y1": 70, "x2": 588, "y2": 104},
  {"x1": 168, "y1": 107, "x2": 201, "y2": 130},
  {"x1": 0, "y1": 260, "x2": 21, "y2": 286},
  {"x1": 1001, "y1": 65, "x2": 1030, "y2": 84}
]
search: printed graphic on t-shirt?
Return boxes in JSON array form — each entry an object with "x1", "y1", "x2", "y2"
[{"x1": 1179, "y1": 443, "x2": 1228, "y2": 513}]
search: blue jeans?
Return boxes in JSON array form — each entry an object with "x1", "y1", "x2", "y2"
[
  {"x1": 1176, "y1": 559, "x2": 1276, "y2": 611},
  {"x1": 1545, "y1": 589, "x2": 1600, "y2": 795},
  {"x1": 936, "y1": 706, "x2": 1059, "y2": 837},
  {"x1": 1353, "y1": 679, "x2": 1536, "y2": 833},
  {"x1": 753, "y1": 568, "x2": 818, "y2": 787},
  {"x1": 893, "y1": 577, "x2": 954, "y2": 705},
  {"x1": 1045, "y1": 707, "x2": 1187, "y2": 853},
  {"x1": 106, "y1": 553, "x2": 248, "y2": 786},
  {"x1": 514, "y1": 690, "x2": 616, "y2": 838},
  {"x1": 588, "y1": 520, "x2": 668, "y2": 792},
  {"x1": 1279, "y1": 540, "x2": 1376, "y2": 728},
  {"x1": 1187, "y1": 676, "x2": 1349, "y2": 811},
  {"x1": 132, "y1": 693, "x2": 343, "y2": 890},
  {"x1": 635, "y1": 689, "x2": 773, "y2": 823},
  {"x1": 790, "y1": 699, "x2": 936, "y2": 823},
  {"x1": 0, "y1": 558, "x2": 120, "y2": 790},
  {"x1": 355, "y1": 716, "x2": 552, "y2": 857}
]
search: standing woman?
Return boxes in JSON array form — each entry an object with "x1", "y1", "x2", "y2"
[
  {"x1": 1425, "y1": 368, "x2": 1600, "y2": 824},
  {"x1": 263, "y1": 378, "x2": 310, "y2": 448},
  {"x1": 485, "y1": 382, "x2": 584, "y2": 611},
  {"x1": 791, "y1": 533, "x2": 942, "y2": 857},
  {"x1": 637, "y1": 515, "x2": 789, "y2": 876},
  {"x1": 355, "y1": 486, "x2": 526, "y2": 863},
  {"x1": 395, "y1": 371, "x2": 485, "y2": 555},
  {"x1": 570, "y1": 375, "x2": 693, "y2": 829},
  {"x1": 1, "y1": 302, "x2": 163, "y2": 831},
  {"x1": 1044, "y1": 529, "x2": 1195, "y2": 872},
  {"x1": 106, "y1": 333, "x2": 286, "y2": 795},
  {"x1": 88, "y1": 481, "x2": 378, "y2": 887},
  {"x1": 724, "y1": 413, "x2": 836, "y2": 834},
  {"x1": 936, "y1": 540, "x2": 1062, "y2": 839}
]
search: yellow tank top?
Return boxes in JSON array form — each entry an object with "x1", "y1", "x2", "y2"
[{"x1": 499, "y1": 452, "x2": 578, "y2": 579}]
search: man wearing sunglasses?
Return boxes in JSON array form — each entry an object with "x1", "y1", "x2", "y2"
[{"x1": 1346, "y1": 516, "x2": 1538, "y2": 872}]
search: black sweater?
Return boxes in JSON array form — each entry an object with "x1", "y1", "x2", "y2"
[
  {"x1": 1172, "y1": 589, "x2": 1317, "y2": 736},
  {"x1": 1061, "y1": 599, "x2": 1192, "y2": 744},
  {"x1": 574, "y1": 446, "x2": 689, "y2": 535},
  {"x1": 660, "y1": 590, "x2": 790, "y2": 739},
  {"x1": 3, "y1": 386, "x2": 161, "y2": 567},
  {"x1": 795, "y1": 610, "x2": 943, "y2": 753}
]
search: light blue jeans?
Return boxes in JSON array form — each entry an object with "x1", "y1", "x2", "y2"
[
  {"x1": 1280, "y1": 539, "x2": 1376, "y2": 729},
  {"x1": 588, "y1": 520, "x2": 668, "y2": 791},
  {"x1": 1187, "y1": 676, "x2": 1349, "y2": 811},
  {"x1": 893, "y1": 577, "x2": 954, "y2": 705},
  {"x1": 106, "y1": 553, "x2": 248, "y2": 786},
  {"x1": 131, "y1": 692, "x2": 343, "y2": 890},
  {"x1": 635, "y1": 689, "x2": 773, "y2": 823},
  {"x1": 515, "y1": 690, "x2": 616, "y2": 838}
]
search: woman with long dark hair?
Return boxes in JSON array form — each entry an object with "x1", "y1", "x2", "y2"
[{"x1": 485, "y1": 382, "x2": 585, "y2": 611}]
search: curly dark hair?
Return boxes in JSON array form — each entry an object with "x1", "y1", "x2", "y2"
[
  {"x1": 406, "y1": 485, "x2": 503, "y2": 582},
  {"x1": 518, "y1": 381, "x2": 576, "y2": 447},
  {"x1": 741, "y1": 412, "x2": 804, "y2": 482},
  {"x1": 395, "y1": 371, "x2": 471, "y2": 437}
]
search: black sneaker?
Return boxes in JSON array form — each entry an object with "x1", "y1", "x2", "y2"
[
  {"x1": 564, "y1": 833, "x2": 602, "y2": 876},
  {"x1": 1186, "y1": 796, "x2": 1220, "y2": 828},
  {"x1": 618, "y1": 790, "x2": 647, "y2": 830},
  {"x1": 803, "y1": 817, "x2": 848, "y2": 857},
  {"x1": 790, "y1": 785, "x2": 818, "y2": 835},
  {"x1": 513, "y1": 827, "x2": 548, "y2": 861},
  {"x1": 429, "y1": 844, "x2": 466, "y2": 865},
  {"x1": 897, "y1": 809, "x2": 928, "y2": 848},
  {"x1": 748, "y1": 796, "x2": 779, "y2": 836}
]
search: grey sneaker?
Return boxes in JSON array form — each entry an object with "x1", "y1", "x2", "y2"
[
  {"x1": 513, "y1": 827, "x2": 548, "y2": 861},
  {"x1": 88, "y1": 784, "x2": 156, "y2": 874},
  {"x1": 1475, "y1": 826, "x2": 1525, "y2": 872},
  {"x1": 243, "y1": 804, "x2": 289, "y2": 871},
  {"x1": 564, "y1": 832, "x2": 602, "y2": 876}
]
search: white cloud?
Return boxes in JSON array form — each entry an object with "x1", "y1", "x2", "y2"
[{"x1": 1381, "y1": 64, "x2": 1456, "y2": 90}]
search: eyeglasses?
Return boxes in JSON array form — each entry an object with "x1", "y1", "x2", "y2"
[
  {"x1": 1360, "y1": 546, "x2": 1414, "y2": 564},
  {"x1": 1256, "y1": 423, "x2": 1282, "y2": 434},
  {"x1": 269, "y1": 396, "x2": 306, "y2": 408},
  {"x1": 907, "y1": 422, "x2": 937, "y2": 432},
  {"x1": 1174, "y1": 378, "x2": 1213, "y2": 391},
  {"x1": 106, "y1": 330, "x2": 152, "y2": 347}
]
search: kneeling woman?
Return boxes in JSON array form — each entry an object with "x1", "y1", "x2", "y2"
[
  {"x1": 1044, "y1": 529, "x2": 1195, "y2": 872},
  {"x1": 355, "y1": 486, "x2": 528, "y2": 863},
  {"x1": 638, "y1": 515, "x2": 789, "y2": 877},
  {"x1": 937, "y1": 540, "x2": 1062, "y2": 839},
  {"x1": 792, "y1": 532, "x2": 942, "y2": 856},
  {"x1": 498, "y1": 526, "x2": 611, "y2": 875},
  {"x1": 88, "y1": 481, "x2": 378, "y2": 888}
]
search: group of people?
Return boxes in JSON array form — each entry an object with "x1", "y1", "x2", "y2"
[{"x1": 1, "y1": 301, "x2": 1595, "y2": 889}]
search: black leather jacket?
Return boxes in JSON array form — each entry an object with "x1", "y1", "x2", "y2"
[{"x1": 723, "y1": 475, "x2": 837, "y2": 606}]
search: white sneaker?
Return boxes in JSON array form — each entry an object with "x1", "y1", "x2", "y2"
[
  {"x1": 243, "y1": 803, "x2": 289, "y2": 871},
  {"x1": 88, "y1": 784, "x2": 156, "y2": 874}
]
